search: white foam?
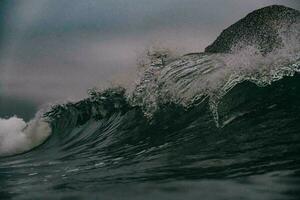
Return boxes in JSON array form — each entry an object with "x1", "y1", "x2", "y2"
[
  {"x1": 0, "y1": 116, "x2": 51, "y2": 157},
  {"x1": 129, "y1": 22, "x2": 300, "y2": 119}
]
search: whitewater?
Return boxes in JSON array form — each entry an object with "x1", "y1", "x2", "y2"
[{"x1": 0, "y1": 116, "x2": 51, "y2": 157}]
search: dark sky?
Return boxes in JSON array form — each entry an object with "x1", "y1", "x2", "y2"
[{"x1": 0, "y1": 0, "x2": 299, "y2": 104}]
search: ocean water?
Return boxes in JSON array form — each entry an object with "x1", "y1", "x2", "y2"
[{"x1": 1, "y1": 21, "x2": 300, "y2": 200}]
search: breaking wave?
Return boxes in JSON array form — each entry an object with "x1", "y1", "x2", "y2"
[{"x1": 0, "y1": 15, "x2": 300, "y2": 200}]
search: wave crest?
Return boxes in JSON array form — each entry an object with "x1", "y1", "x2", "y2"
[{"x1": 129, "y1": 23, "x2": 300, "y2": 124}]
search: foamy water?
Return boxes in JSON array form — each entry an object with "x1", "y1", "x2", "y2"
[{"x1": 0, "y1": 116, "x2": 51, "y2": 157}]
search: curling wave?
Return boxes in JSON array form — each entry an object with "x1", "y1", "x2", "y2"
[{"x1": 0, "y1": 5, "x2": 300, "y2": 200}]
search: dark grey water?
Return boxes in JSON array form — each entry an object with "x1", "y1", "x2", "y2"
[{"x1": 1, "y1": 72, "x2": 300, "y2": 199}]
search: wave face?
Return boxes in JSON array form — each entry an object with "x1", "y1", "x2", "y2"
[{"x1": 1, "y1": 7, "x2": 300, "y2": 200}]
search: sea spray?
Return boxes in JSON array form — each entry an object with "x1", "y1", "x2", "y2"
[
  {"x1": 0, "y1": 116, "x2": 51, "y2": 157},
  {"x1": 129, "y1": 22, "x2": 300, "y2": 125}
]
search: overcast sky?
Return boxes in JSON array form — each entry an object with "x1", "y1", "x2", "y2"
[{"x1": 0, "y1": 0, "x2": 299, "y2": 104}]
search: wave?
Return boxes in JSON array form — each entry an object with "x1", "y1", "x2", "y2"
[
  {"x1": 1, "y1": 5, "x2": 300, "y2": 199},
  {"x1": 1, "y1": 22, "x2": 299, "y2": 157}
]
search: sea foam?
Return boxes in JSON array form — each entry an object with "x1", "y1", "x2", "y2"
[{"x1": 0, "y1": 116, "x2": 51, "y2": 157}]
